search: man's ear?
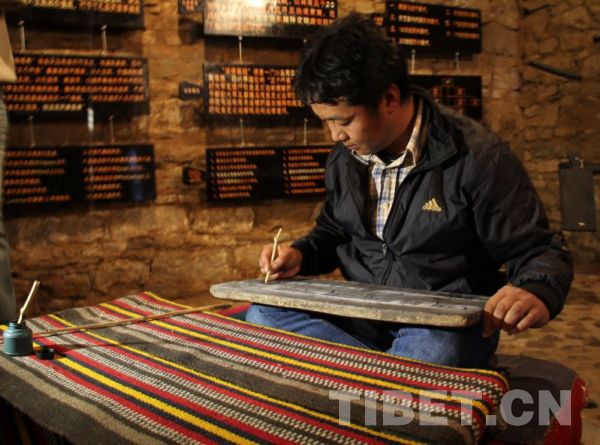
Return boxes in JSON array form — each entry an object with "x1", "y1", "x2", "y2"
[{"x1": 382, "y1": 84, "x2": 402, "y2": 111}]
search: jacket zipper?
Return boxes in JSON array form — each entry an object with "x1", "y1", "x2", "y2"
[
  {"x1": 378, "y1": 166, "x2": 416, "y2": 285},
  {"x1": 379, "y1": 240, "x2": 392, "y2": 286},
  {"x1": 378, "y1": 160, "x2": 439, "y2": 285}
]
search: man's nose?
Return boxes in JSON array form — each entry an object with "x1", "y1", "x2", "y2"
[{"x1": 330, "y1": 126, "x2": 348, "y2": 142}]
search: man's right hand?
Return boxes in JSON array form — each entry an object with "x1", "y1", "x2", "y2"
[{"x1": 259, "y1": 245, "x2": 303, "y2": 281}]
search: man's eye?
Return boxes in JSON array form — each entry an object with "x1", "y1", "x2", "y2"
[{"x1": 340, "y1": 120, "x2": 351, "y2": 127}]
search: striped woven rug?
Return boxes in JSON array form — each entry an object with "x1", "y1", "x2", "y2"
[{"x1": 0, "y1": 292, "x2": 508, "y2": 444}]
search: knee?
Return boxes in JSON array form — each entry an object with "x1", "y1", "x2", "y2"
[
  {"x1": 388, "y1": 326, "x2": 498, "y2": 368},
  {"x1": 245, "y1": 304, "x2": 288, "y2": 328}
]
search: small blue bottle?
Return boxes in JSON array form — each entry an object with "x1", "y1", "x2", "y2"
[{"x1": 3, "y1": 321, "x2": 33, "y2": 356}]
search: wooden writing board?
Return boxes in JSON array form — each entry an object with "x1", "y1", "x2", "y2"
[{"x1": 210, "y1": 279, "x2": 489, "y2": 327}]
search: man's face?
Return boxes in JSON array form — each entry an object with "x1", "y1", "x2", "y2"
[{"x1": 311, "y1": 98, "x2": 392, "y2": 156}]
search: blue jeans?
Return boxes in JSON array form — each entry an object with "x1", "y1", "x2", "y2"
[{"x1": 246, "y1": 304, "x2": 499, "y2": 368}]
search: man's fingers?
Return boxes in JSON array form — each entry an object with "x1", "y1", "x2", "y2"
[
  {"x1": 502, "y1": 301, "x2": 526, "y2": 330},
  {"x1": 264, "y1": 262, "x2": 299, "y2": 282},
  {"x1": 269, "y1": 256, "x2": 283, "y2": 272},
  {"x1": 482, "y1": 287, "x2": 518, "y2": 337},
  {"x1": 259, "y1": 245, "x2": 273, "y2": 273},
  {"x1": 483, "y1": 285, "x2": 551, "y2": 337},
  {"x1": 482, "y1": 310, "x2": 495, "y2": 338},
  {"x1": 259, "y1": 245, "x2": 303, "y2": 282},
  {"x1": 267, "y1": 271, "x2": 280, "y2": 280},
  {"x1": 492, "y1": 298, "x2": 516, "y2": 330},
  {"x1": 516, "y1": 310, "x2": 538, "y2": 331},
  {"x1": 482, "y1": 291, "x2": 503, "y2": 337},
  {"x1": 260, "y1": 247, "x2": 294, "y2": 276}
]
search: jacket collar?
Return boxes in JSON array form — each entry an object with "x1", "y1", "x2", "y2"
[{"x1": 409, "y1": 85, "x2": 458, "y2": 172}]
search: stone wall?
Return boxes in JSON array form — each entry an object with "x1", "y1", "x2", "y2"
[
  {"x1": 5, "y1": 0, "x2": 582, "y2": 316},
  {"x1": 516, "y1": 0, "x2": 600, "y2": 265}
]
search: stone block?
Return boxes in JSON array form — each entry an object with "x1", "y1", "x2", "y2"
[
  {"x1": 109, "y1": 206, "x2": 189, "y2": 240},
  {"x1": 560, "y1": 82, "x2": 582, "y2": 95},
  {"x1": 484, "y1": 94, "x2": 523, "y2": 136},
  {"x1": 253, "y1": 201, "x2": 317, "y2": 230},
  {"x1": 123, "y1": 236, "x2": 158, "y2": 259},
  {"x1": 188, "y1": 234, "x2": 239, "y2": 248},
  {"x1": 495, "y1": 55, "x2": 519, "y2": 69},
  {"x1": 94, "y1": 259, "x2": 150, "y2": 295},
  {"x1": 180, "y1": 105, "x2": 204, "y2": 131},
  {"x1": 539, "y1": 128, "x2": 556, "y2": 140},
  {"x1": 524, "y1": 104, "x2": 542, "y2": 118},
  {"x1": 522, "y1": 128, "x2": 540, "y2": 141},
  {"x1": 480, "y1": 71, "x2": 493, "y2": 87},
  {"x1": 147, "y1": 248, "x2": 233, "y2": 298},
  {"x1": 539, "y1": 37, "x2": 559, "y2": 53},
  {"x1": 143, "y1": 0, "x2": 178, "y2": 26},
  {"x1": 21, "y1": 270, "x2": 90, "y2": 305},
  {"x1": 522, "y1": 37, "x2": 539, "y2": 57},
  {"x1": 482, "y1": 23, "x2": 519, "y2": 56},
  {"x1": 575, "y1": 49, "x2": 590, "y2": 61},
  {"x1": 551, "y1": 6, "x2": 592, "y2": 30},
  {"x1": 521, "y1": 0, "x2": 545, "y2": 11},
  {"x1": 560, "y1": 94, "x2": 580, "y2": 109},
  {"x1": 522, "y1": 65, "x2": 544, "y2": 83},
  {"x1": 527, "y1": 159, "x2": 560, "y2": 173},
  {"x1": 523, "y1": 8, "x2": 550, "y2": 38},
  {"x1": 520, "y1": 84, "x2": 560, "y2": 109},
  {"x1": 45, "y1": 212, "x2": 107, "y2": 245},
  {"x1": 149, "y1": 99, "x2": 183, "y2": 133},
  {"x1": 191, "y1": 207, "x2": 255, "y2": 234},
  {"x1": 488, "y1": 0, "x2": 520, "y2": 30},
  {"x1": 233, "y1": 243, "x2": 263, "y2": 275},
  {"x1": 558, "y1": 30, "x2": 592, "y2": 51},
  {"x1": 554, "y1": 126, "x2": 579, "y2": 137},
  {"x1": 492, "y1": 68, "x2": 521, "y2": 93},
  {"x1": 579, "y1": 133, "x2": 600, "y2": 154},
  {"x1": 527, "y1": 141, "x2": 561, "y2": 158},
  {"x1": 6, "y1": 217, "x2": 53, "y2": 249},
  {"x1": 538, "y1": 53, "x2": 577, "y2": 74},
  {"x1": 590, "y1": 2, "x2": 600, "y2": 20},
  {"x1": 573, "y1": 96, "x2": 600, "y2": 129},
  {"x1": 582, "y1": 54, "x2": 600, "y2": 78},
  {"x1": 154, "y1": 164, "x2": 188, "y2": 198}
]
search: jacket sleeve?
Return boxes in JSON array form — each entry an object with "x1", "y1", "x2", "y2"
[
  {"x1": 291, "y1": 150, "x2": 351, "y2": 275},
  {"x1": 469, "y1": 142, "x2": 573, "y2": 318}
]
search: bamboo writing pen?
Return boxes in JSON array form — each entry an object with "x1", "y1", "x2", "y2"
[
  {"x1": 0, "y1": 303, "x2": 231, "y2": 344},
  {"x1": 264, "y1": 227, "x2": 282, "y2": 284}
]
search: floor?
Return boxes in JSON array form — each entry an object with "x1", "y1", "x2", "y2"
[
  {"x1": 176, "y1": 267, "x2": 600, "y2": 444},
  {"x1": 496, "y1": 269, "x2": 600, "y2": 444}
]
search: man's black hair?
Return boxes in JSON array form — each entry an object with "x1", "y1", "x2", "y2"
[{"x1": 293, "y1": 12, "x2": 411, "y2": 110}]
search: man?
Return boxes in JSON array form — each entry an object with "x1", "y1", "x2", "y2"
[
  {"x1": 248, "y1": 13, "x2": 573, "y2": 367},
  {"x1": 0, "y1": 1, "x2": 22, "y2": 323}
]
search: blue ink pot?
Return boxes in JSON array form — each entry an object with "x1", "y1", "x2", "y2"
[{"x1": 3, "y1": 321, "x2": 33, "y2": 356}]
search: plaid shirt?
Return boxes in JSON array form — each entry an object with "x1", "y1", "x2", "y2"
[{"x1": 353, "y1": 98, "x2": 425, "y2": 239}]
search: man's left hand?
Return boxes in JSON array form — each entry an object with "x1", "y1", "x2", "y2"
[{"x1": 482, "y1": 285, "x2": 550, "y2": 337}]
